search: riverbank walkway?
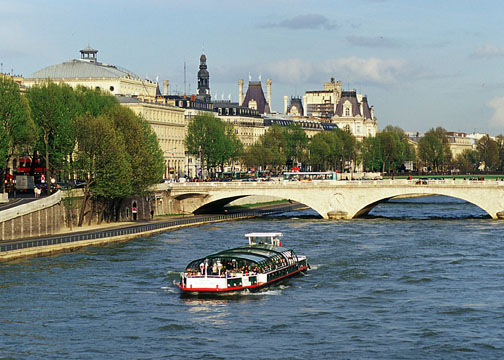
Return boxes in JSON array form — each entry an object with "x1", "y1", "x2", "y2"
[{"x1": 0, "y1": 203, "x2": 305, "y2": 262}]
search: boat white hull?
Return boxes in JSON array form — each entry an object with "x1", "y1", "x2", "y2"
[{"x1": 179, "y1": 262, "x2": 308, "y2": 293}]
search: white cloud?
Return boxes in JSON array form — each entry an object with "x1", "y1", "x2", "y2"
[
  {"x1": 260, "y1": 57, "x2": 410, "y2": 85},
  {"x1": 321, "y1": 57, "x2": 409, "y2": 84},
  {"x1": 262, "y1": 58, "x2": 314, "y2": 84},
  {"x1": 472, "y1": 44, "x2": 504, "y2": 59},
  {"x1": 489, "y1": 97, "x2": 504, "y2": 127}
]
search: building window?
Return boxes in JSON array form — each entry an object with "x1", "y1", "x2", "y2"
[{"x1": 345, "y1": 108, "x2": 350, "y2": 116}]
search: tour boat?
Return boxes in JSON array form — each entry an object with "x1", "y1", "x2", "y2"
[{"x1": 178, "y1": 232, "x2": 309, "y2": 293}]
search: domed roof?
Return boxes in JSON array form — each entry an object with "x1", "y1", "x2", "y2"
[
  {"x1": 200, "y1": 53, "x2": 207, "y2": 63},
  {"x1": 28, "y1": 59, "x2": 142, "y2": 80}
]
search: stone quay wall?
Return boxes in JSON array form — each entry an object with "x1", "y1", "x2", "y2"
[{"x1": 0, "y1": 192, "x2": 63, "y2": 241}]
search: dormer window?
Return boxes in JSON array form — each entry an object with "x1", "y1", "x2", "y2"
[{"x1": 343, "y1": 100, "x2": 352, "y2": 117}]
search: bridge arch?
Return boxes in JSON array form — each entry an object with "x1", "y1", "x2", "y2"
[
  {"x1": 348, "y1": 188, "x2": 500, "y2": 219},
  {"x1": 176, "y1": 190, "x2": 322, "y2": 217}
]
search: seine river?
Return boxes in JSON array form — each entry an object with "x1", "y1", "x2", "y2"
[{"x1": 2, "y1": 196, "x2": 504, "y2": 359}]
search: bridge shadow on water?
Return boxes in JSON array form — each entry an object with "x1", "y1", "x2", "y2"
[
  {"x1": 260, "y1": 195, "x2": 491, "y2": 221},
  {"x1": 364, "y1": 195, "x2": 491, "y2": 220}
]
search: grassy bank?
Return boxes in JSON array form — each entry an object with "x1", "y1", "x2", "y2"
[{"x1": 384, "y1": 175, "x2": 504, "y2": 180}]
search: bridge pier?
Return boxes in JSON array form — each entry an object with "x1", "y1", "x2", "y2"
[{"x1": 327, "y1": 210, "x2": 349, "y2": 220}]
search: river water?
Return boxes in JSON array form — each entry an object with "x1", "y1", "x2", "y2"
[{"x1": 2, "y1": 196, "x2": 504, "y2": 359}]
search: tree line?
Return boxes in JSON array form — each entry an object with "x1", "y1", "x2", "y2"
[
  {"x1": 186, "y1": 114, "x2": 504, "y2": 175},
  {"x1": 0, "y1": 77, "x2": 164, "y2": 225}
]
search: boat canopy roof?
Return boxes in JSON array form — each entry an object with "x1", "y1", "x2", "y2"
[{"x1": 186, "y1": 244, "x2": 293, "y2": 269}]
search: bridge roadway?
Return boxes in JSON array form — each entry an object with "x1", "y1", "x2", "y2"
[{"x1": 157, "y1": 179, "x2": 504, "y2": 220}]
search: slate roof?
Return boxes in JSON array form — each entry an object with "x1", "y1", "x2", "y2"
[
  {"x1": 335, "y1": 90, "x2": 359, "y2": 117},
  {"x1": 334, "y1": 90, "x2": 373, "y2": 119},
  {"x1": 361, "y1": 96, "x2": 372, "y2": 119},
  {"x1": 242, "y1": 81, "x2": 270, "y2": 114},
  {"x1": 288, "y1": 97, "x2": 304, "y2": 115}
]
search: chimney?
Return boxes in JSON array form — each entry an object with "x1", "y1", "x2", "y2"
[
  {"x1": 284, "y1": 96, "x2": 289, "y2": 114},
  {"x1": 163, "y1": 80, "x2": 169, "y2": 96},
  {"x1": 266, "y1": 78, "x2": 272, "y2": 111},
  {"x1": 303, "y1": 95, "x2": 308, "y2": 116},
  {"x1": 370, "y1": 105, "x2": 374, "y2": 119},
  {"x1": 238, "y1": 79, "x2": 244, "y2": 106}
]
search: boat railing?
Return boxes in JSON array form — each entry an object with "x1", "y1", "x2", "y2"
[{"x1": 184, "y1": 272, "x2": 258, "y2": 279}]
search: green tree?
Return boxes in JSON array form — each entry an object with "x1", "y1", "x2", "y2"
[
  {"x1": 283, "y1": 123, "x2": 309, "y2": 167},
  {"x1": 0, "y1": 76, "x2": 36, "y2": 192},
  {"x1": 221, "y1": 124, "x2": 243, "y2": 172},
  {"x1": 26, "y1": 81, "x2": 80, "y2": 193},
  {"x1": 74, "y1": 113, "x2": 132, "y2": 226},
  {"x1": 476, "y1": 135, "x2": 499, "y2": 171},
  {"x1": 418, "y1": 127, "x2": 451, "y2": 171},
  {"x1": 454, "y1": 149, "x2": 479, "y2": 173},
  {"x1": 74, "y1": 86, "x2": 118, "y2": 117},
  {"x1": 374, "y1": 126, "x2": 416, "y2": 173},
  {"x1": 308, "y1": 130, "x2": 347, "y2": 171},
  {"x1": 109, "y1": 106, "x2": 164, "y2": 193},
  {"x1": 308, "y1": 132, "x2": 333, "y2": 171},
  {"x1": 261, "y1": 125, "x2": 288, "y2": 172},
  {"x1": 241, "y1": 142, "x2": 271, "y2": 171},
  {"x1": 338, "y1": 128, "x2": 357, "y2": 172},
  {"x1": 495, "y1": 135, "x2": 504, "y2": 171},
  {"x1": 360, "y1": 136, "x2": 383, "y2": 172},
  {"x1": 185, "y1": 113, "x2": 241, "y2": 176},
  {"x1": 241, "y1": 124, "x2": 290, "y2": 173}
]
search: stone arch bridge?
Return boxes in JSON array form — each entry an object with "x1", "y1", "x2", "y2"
[{"x1": 154, "y1": 179, "x2": 504, "y2": 220}]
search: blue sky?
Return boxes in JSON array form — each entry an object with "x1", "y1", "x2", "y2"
[{"x1": 2, "y1": 0, "x2": 504, "y2": 134}]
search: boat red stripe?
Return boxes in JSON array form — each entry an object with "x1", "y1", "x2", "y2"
[{"x1": 179, "y1": 265, "x2": 308, "y2": 292}]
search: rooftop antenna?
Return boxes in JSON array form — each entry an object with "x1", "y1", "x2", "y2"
[{"x1": 184, "y1": 60, "x2": 187, "y2": 95}]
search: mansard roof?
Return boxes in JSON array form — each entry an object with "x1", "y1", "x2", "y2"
[
  {"x1": 288, "y1": 97, "x2": 304, "y2": 115},
  {"x1": 334, "y1": 90, "x2": 373, "y2": 119},
  {"x1": 242, "y1": 81, "x2": 270, "y2": 114}
]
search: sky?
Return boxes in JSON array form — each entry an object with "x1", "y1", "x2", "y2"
[{"x1": 1, "y1": 0, "x2": 504, "y2": 135}]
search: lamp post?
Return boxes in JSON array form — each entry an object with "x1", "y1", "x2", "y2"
[{"x1": 198, "y1": 146, "x2": 202, "y2": 181}]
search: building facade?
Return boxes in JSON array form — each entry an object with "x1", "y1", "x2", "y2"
[
  {"x1": 302, "y1": 77, "x2": 377, "y2": 139},
  {"x1": 117, "y1": 96, "x2": 186, "y2": 178},
  {"x1": 332, "y1": 90, "x2": 377, "y2": 139},
  {"x1": 214, "y1": 101, "x2": 265, "y2": 147},
  {"x1": 24, "y1": 47, "x2": 191, "y2": 178}
]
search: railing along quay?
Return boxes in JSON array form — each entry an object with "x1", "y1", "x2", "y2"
[{"x1": 0, "y1": 205, "x2": 299, "y2": 253}]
